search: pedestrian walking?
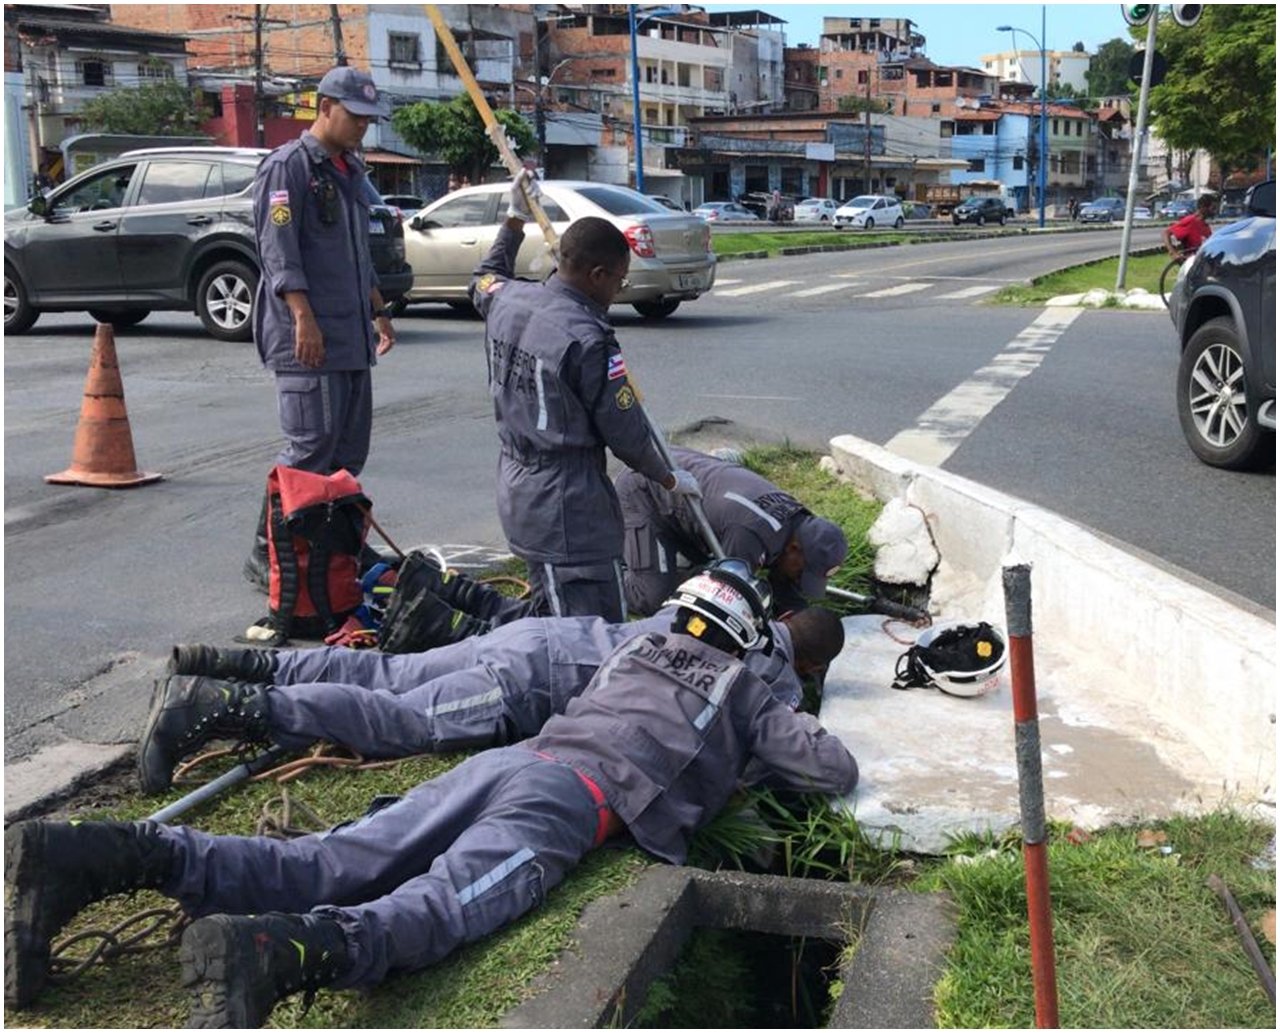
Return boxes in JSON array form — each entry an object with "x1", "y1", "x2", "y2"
[
  {"x1": 243, "y1": 66, "x2": 397, "y2": 590},
  {"x1": 469, "y1": 169, "x2": 700, "y2": 621}
]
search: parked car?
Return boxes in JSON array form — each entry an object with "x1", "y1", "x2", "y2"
[
  {"x1": 381, "y1": 193, "x2": 425, "y2": 219},
  {"x1": 693, "y1": 201, "x2": 759, "y2": 222},
  {"x1": 402, "y1": 180, "x2": 715, "y2": 319},
  {"x1": 1078, "y1": 197, "x2": 1127, "y2": 223},
  {"x1": 901, "y1": 200, "x2": 933, "y2": 220},
  {"x1": 4, "y1": 146, "x2": 412, "y2": 340},
  {"x1": 738, "y1": 191, "x2": 795, "y2": 222},
  {"x1": 833, "y1": 195, "x2": 904, "y2": 230},
  {"x1": 1168, "y1": 180, "x2": 1275, "y2": 469},
  {"x1": 793, "y1": 198, "x2": 839, "y2": 223},
  {"x1": 646, "y1": 194, "x2": 684, "y2": 211},
  {"x1": 1133, "y1": 205, "x2": 1153, "y2": 220},
  {"x1": 1160, "y1": 198, "x2": 1197, "y2": 219},
  {"x1": 951, "y1": 196, "x2": 1008, "y2": 226}
]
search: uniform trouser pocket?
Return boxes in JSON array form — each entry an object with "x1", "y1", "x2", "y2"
[{"x1": 529, "y1": 558, "x2": 627, "y2": 622}]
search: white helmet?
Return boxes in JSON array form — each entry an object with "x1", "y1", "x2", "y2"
[
  {"x1": 665, "y1": 559, "x2": 771, "y2": 652},
  {"x1": 892, "y1": 621, "x2": 1007, "y2": 697}
]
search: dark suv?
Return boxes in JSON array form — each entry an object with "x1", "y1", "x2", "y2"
[
  {"x1": 952, "y1": 196, "x2": 1007, "y2": 226},
  {"x1": 1168, "y1": 180, "x2": 1275, "y2": 469},
  {"x1": 4, "y1": 146, "x2": 412, "y2": 341}
]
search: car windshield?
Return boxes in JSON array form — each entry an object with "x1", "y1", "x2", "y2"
[
  {"x1": 847, "y1": 196, "x2": 877, "y2": 207},
  {"x1": 800, "y1": 198, "x2": 824, "y2": 205},
  {"x1": 577, "y1": 186, "x2": 668, "y2": 215}
]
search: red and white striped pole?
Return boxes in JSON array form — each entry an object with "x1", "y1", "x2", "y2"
[{"x1": 1003, "y1": 563, "x2": 1060, "y2": 1028}]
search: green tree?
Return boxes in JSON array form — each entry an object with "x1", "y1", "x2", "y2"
[
  {"x1": 391, "y1": 95, "x2": 534, "y2": 183},
  {"x1": 1086, "y1": 37, "x2": 1136, "y2": 98},
  {"x1": 1148, "y1": 4, "x2": 1276, "y2": 180},
  {"x1": 79, "y1": 79, "x2": 208, "y2": 135},
  {"x1": 836, "y1": 95, "x2": 891, "y2": 115}
]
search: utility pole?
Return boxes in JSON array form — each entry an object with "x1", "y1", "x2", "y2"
[
  {"x1": 231, "y1": 6, "x2": 287, "y2": 148},
  {"x1": 863, "y1": 75, "x2": 872, "y2": 193},
  {"x1": 329, "y1": 4, "x2": 347, "y2": 66},
  {"x1": 534, "y1": 14, "x2": 547, "y2": 164}
]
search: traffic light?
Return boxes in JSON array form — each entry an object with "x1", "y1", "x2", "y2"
[
  {"x1": 1170, "y1": 4, "x2": 1203, "y2": 27},
  {"x1": 1121, "y1": 5, "x2": 1154, "y2": 26}
]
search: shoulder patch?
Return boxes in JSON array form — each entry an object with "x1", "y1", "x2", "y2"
[
  {"x1": 615, "y1": 383, "x2": 636, "y2": 410},
  {"x1": 270, "y1": 203, "x2": 292, "y2": 226},
  {"x1": 607, "y1": 353, "x2": 627, "y2": 381},
  {"x1": 476, "y1": 273, "x2": 502, "y2": 295}
]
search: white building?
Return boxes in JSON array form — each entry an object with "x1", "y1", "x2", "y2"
[{"x1": 980, "y1": 48, "x2": 1090, "y2": 94}]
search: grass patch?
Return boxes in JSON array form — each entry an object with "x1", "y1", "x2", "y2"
[
  {"x1": 995, "y1": 251, "x2": 1171, "y2": 305},
  {"x1": 714, "y1": 228, "x2": 911, "y2": 257}
]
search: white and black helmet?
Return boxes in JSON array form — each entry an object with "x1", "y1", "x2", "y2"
[
  {"x1": 892, "y1": 621, "x2": 1008, "y2": 697},
  {"x1": 665, "y1": 559, "x2": 772, "y2": 652}
]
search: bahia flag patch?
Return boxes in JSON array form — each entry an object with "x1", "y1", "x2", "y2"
[{"x1": 607, "y1": 353, "x2": 628, "y2": 381}]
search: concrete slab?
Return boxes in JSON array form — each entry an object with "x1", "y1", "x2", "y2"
[
  {"x1": 824, "y1": 434, "x2": 1276, "y2": 854},
  {"x1": 3, "y1": 741, "x2": 132, "y2": 823}
]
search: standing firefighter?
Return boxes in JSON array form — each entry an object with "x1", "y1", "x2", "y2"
[
  {"x1": 469, "y1": 169, "x2": 700, "y2": 621},
  {"x1": 617, "y1": 445, "x2": 848, "y2": 616},
  {"x1": 6, "y1": 562, "x2": 858, "y2": 1027},
  {"x1": 243, "y1": 66, "x2": 396, "y2": 590}
]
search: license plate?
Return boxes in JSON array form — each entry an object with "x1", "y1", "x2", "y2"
[
  {"x1": 369, "y1": 221, "x2": 385, "y2": 234},
  {"x1": 676, "y1": 272, "x2": 704, "y2": 290}
]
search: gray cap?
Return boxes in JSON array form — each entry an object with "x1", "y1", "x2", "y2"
[
  {"x1": 316, "y1": 66, "x2": 385, "y2": 118},
  {"x1": 795, "y1": 515, "x2": 847, "y2": 601}
]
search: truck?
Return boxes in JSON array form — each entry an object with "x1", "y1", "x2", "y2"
[{"x1": 925, "y1": 180, "x2": 1019, "y2": 219}]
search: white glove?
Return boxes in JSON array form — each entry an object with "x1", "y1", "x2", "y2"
[
  {"x1": 668, "y1": 468, "x2": 702, "y2": 499},
  {"x1": 507, "y1": 168, "x2": 541, "y2": 222}
]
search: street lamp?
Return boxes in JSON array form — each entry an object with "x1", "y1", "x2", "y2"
[
  {"x1": 998, "y1": 8, "x2": 1049, "y2": 228},
  {"x1": 629, "y1": 5, "x2": 684, "y2": 192}
]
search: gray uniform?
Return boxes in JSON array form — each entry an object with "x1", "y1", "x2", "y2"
[
  {"x1": 253, "y1": 133, "x2": 379, "y2": 474},
  {"x1": 618, "y1": 445, "x2": 812, "y2": 615},
  {"x1": 264, "y1": 609, "x2": 804, "y2": 756},
  {"x1": 156, "y1": 629, "x2": 856, "y2": 988},
  {"x1": 471, "y1": 226, "x2": 671, "y2": 621}
]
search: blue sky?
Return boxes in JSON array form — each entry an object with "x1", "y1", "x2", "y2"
[{"x1": 707, "y1": 3, "x2": 1132, "y2": 67}]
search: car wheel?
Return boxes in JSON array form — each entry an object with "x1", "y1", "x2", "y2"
[
  {"x1": 196, "y1": 259, "x2": 257, "y2": 342},
  {"x1": 88, "y1": 308, "x2": 150, "y2": 329},
  {"x1": 447, "y1": 299, "x2": 479, "y2": 317},
  {"x1": 387, "y1": 298, "x2": 409, "y2": 318},
  {"x1": 632, "y1": 298, "x2": 681, "y2": 319},
  {"x1": 952, "y1": 217, "x2": 961, "y2": 226},
  {"x1": 894, "y1": 216, "x2": 904, "y2": 229},
  {"x1": 976, "y1": 214, "x2": 985, "y2": 227},
  {"x1": 863, "y1": 218, "x2": 875, "y2": 230},
  {"x1": 1177, "y1": 317, "x2": 1271, "y2": 470},
  {"x1": 4, "y1": 264, "x2": 38, "y2": 334},
  {"x1": 821, "y1": 215, "x2": 829, "y2": 223},
  {"x1": 997, "y1": 214, "x2": 1006, "y2": 226}
]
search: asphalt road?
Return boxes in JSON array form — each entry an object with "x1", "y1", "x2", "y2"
[{"x1": 3, "y1": 226, "x2": 1273, "y2": 767}]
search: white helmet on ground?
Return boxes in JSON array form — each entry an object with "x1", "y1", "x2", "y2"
[
  {"x1": 892, "y1": 621, "x2": 1007, "y2": 697},
  {"x1": 665, "y1": 559, "x2": 772, "y2": 652}
]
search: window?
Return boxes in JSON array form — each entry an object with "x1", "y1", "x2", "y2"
[
  {"x1": 135, "y1": 161, "x2": 216, "y2": 206},
  {"x1": 221, "y1": 163, "x2": 257, "y2": 196},
  {"x1": 576, "y1": 186, "x2": 669, "y2": 215},
  {"x1": 50, "y1": 164, "x2": 136, "y2": 214},
  {"x1": 1075, "y1": 121, "x2": 1082, "y2": 137},
  {"x1": 1013, "y1": 155, "x2": 1025, "y2": 170},
  {"x1": 389, "y1": 32, "x2": 421, "y2": 66},
  {"x1": 931, "y1": 102, "x2": 940, "y2": 113},
  {"x1": 983, "y1": 123, "x2": 995, "y2": 135},
  {"x1": 590, "y1": 67, "x2": 616, "y2": 80},
  {"x1": 494, "y1": 196, "x2": 566, "y2": 223},
  {"x1": 940, "y1": 121, "x2": 954, "y2": 138},
  {"x1": 77, "y1": 58, "x2": 112, "y2": 87},
  {"x1": 857, "y1": 69, "x2": 868, "y2": 84},
  {"x1": 835, "y1": 69, "x2": 843, "y2": 79},
  {"x1": 421, "y1": 194, "x2": 492, "y2": 228},
  {"x1": 967, "y1": 158, "x2": 986, "y2": 173},
  {"x1": 136, "y1": 61, "x2": 174, "y2": 81},
  {"x1": 1052, "y1": 119, "x2": 1059, "y2": 134}
]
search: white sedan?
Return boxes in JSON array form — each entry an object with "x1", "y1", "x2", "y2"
[
  {"x1": 793, "y1": 198, "x2": 839, "y2": 223},
  {"x1": 833, "y1": 194, "x2": 905, "y2": 230}
]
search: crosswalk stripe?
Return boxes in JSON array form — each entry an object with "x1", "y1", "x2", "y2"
[
  {"x1": 715, "y1": 280, "x2": 801, "y2": 297},
  {"x1": 863, "y1": 282, "x2": 930, "y2": 298},
  {"x1": 715, "y1": 278, "x2": 743, "y2": 286},
  {"x1": 788, "y1": 283, "x2": 851, "y2": 298},
  {"x1": 937, "y1": 284, "x2": 999, "y2": 300}
]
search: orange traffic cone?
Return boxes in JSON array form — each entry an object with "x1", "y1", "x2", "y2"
[{"x1": 45, "y1": 323, "x2": 162, "y2": 488}]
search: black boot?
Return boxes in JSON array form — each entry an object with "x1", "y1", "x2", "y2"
[
  {"x1": 380, "y1": 586, "x2": 492, "y2": 654},
  {"x1": 439, "y1": 570, "x2": 524, "y2": 623},
  {"x1": 242, "y1": 493, "x2": 271, "y2": 594},
  {"x1": 137, "y1": 676, "x2": 273, "y2": 795},
  {"x1": 181, "y1": 911, "x2": 350, "y2": 1028},
  {"x1": 5, "y1": 819, "x2": 174, "y2": 1008},
  {"x1": 168, "y1": 644, "x2": 277, "y2": 683}
]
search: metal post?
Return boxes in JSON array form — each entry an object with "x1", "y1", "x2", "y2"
[
  {"x1": 254, "y1": 4, "x2": 265, "y2": 148},
  {"x1": 328, "y1": 4, "x2": 347, "y2": 66},
  {"x1": 1038, "y1": 5, "x2": 1047, "y2": 228},
  {"x1": 1002, "y1": 564, "x2": 1060, "y2": 1028},
  {"x1": 629, "y1": 4, "x2": 644, "y2": 192},
  {"x1": 1116, "y1": 12, "x2": 1159, "y2": 291}
]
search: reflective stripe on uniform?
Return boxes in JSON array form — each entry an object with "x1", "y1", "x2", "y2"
[
  {"x1": 656, "y1": 539, "x2": 669, "y2": 574},
  {"x1": 724, "y1": 491, "x2": 781, "y2": 532},
  {"x1": 534, "y1": 357, "x2": 548, "y2": 431},
  {"x1": 421, "y1": 687, "x2": 504, "y2": 719},
  {"x1": 456, "y1": 847, "x2": 535, "y2": 905},
  {"x1": 544, "y1": 563, "x2": 562, "y2": 617},
  {"x1": 693, "y1": 667, "x2": 737, "y2": 731},
  {"x1": 613, "y1": 558, "x2": 628, "y2": 622}
]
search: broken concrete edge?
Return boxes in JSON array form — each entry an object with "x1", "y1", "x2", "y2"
[
  {"x1": 500, "y1": 865, "x2": 955, "y2": 1029},
  {"x1": 3, "y1": 742, "x2": 133, "y2": 824},
  {"x1": 825, "y1": 433, "x2": 1277, "y2": 804}
]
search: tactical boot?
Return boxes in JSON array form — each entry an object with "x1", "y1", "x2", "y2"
[
  {"x1": 409, "y1": 590, "x2": 492, "y2": 650},
  {"x1": 181, "y1": 911, "x2": 350, "y2": 1028},
  {"x1": 5, "y1": 819, "x2": 173, "y2": 1008},
  {"x1": 138, "y1": 676, "x2": 273, "y2": 795},
  {"x1": 168, "y1": 644, "x2": 277, "y2": 683},
  {"x1": 438, "y1": 570, "x2": 524, "y2": 623},
  {"x1": 242, "y1": 494, "x2": 271, "y2": 594}
]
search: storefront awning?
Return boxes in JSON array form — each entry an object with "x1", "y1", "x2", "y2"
[{"x1": 363, "y1": 149, "x2": 422, "y2": 166}]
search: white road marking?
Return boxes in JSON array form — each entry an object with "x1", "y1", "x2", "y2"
[
  {"x1": 702, "y1": 394, "x2": 803, "y2": 401},
  {"x1": 715, "y1": 280, "x2": 801, "y2": 296},
  {"x1": 936, "y1": 284, "x2": 1000, "y2": 299},
  {"x1": 885, "y1": 308, "x2": 1083, "y2": 467},
  {"x1": 862, "y1": 282, "x2": 930, "y2": 298},
  {"x1": 714, "y1": 278, "x2": 743, "y2": 286},
  {"x1": 788, "y1": 283, "x2": 851, "y2": 297}
]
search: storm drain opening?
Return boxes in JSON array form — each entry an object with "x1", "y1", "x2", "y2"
[{"x1": 631, "y1": 927, "x2": 846, "y2": 1028}]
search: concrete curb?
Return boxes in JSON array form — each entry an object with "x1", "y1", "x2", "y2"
[{"x1": 826, "y1": 434, "x2": 1276, "y2": 802}]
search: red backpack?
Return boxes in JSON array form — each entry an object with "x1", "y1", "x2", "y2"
[{"x1": 266, "y1": 465, "x2": 369, "y2": 640}]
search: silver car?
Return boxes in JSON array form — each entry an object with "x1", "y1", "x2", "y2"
[{"x1": 402, "y1": 181, "x2": 715, "y2": 319}]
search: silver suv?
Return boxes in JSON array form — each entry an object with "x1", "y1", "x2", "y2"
[{"x1": 4, "y1": 146, "x2": 411, "y2": 341}]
